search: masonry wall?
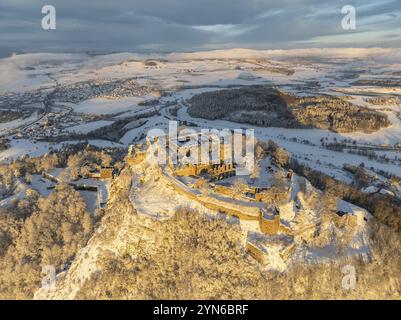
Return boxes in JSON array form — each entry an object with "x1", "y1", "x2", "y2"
[
  {"x1": 255, "y1": 187, "x2": 288, "y2": 204},
  {"x1": 214, "y1": 185, "x2": 234, "y2": 196},
  {"x1": 161, "y1": 173, "x2": 260, "y2": 221},
  {"x1": 332, "y1": 214, "x2": 358, "y2": 229},
  {"x1": 174, "y1": 164, "x2": 196, "y2": 176},
  {"x1": 100, "y1": 169, "x2": 113, "y2": 179},
  {"x1": 246, "y1": 242, "x2": 268, "y2": 265},
  {"x1": 259, "y1": 213, "x2": 281, "y2": 235}
]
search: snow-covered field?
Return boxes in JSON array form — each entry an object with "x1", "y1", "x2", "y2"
[
  {"x1": 0, "y1": 138, "x2": 123, "y2": 163},
  {"x1": 0, "y1": 111, "x2": 40, "y2": 134},
  {"x1": 65, "y1": 120, "x2": 114, "y2": 134},
  {"x1": 72, "y1": 96, "x2": 152, "y2": 115}
]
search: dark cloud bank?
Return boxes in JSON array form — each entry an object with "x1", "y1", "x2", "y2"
[{"x1": 0, "y1": 0, "x2": 400, "y2": 57}]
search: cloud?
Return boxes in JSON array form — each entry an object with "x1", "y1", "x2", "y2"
[
  {"x1": 192, "y1": 24, "x2": 258, "y2": 37},
  {"x1": 0, "y1": 0, "x2": 400, "y2": 56}
]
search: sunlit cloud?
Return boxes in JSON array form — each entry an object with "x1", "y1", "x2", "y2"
[{"x1": 192, "y1": 24, "x2": 258, "y2": 37}]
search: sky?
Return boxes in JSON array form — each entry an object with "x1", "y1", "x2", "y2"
[{"x1": 0, "y1": 0, "x2": 400, "y2": 56}]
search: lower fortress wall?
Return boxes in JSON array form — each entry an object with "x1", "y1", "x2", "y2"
[
  {"x1": 162, "y1": 173, "x2": 259, "y2": 220},
  {"x1": 174, "y1": 163, "x2": 236, "y2": 179},
  {"x1": 207, "y1": 182, "x2": 289, "y2": 206},
  {"x1": 196, "y1": 197, "x2": 258, "y2": 221},
  {"x1": 161, "y1": 173, "x2": 291, "y2": 234},
  {"x1": 255, "y1": 188, "x2": 288, "y2": 204},
  {"x1": 333, "y1": 214, "x2": 358, "y2": 228},
  {"x1": 214, "y1": 185, "x2": 234, "y2": 197},
  {"x1": 246, "y1": 242, "x2": 268, "y2": 265},
  {"x1": 247, "y1": 240, "x2": 295, "y2": 266}
]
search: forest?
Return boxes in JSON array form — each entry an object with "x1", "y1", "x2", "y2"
[{"x1": 188, "y1": 86, "x2": 390, "y2": 133}]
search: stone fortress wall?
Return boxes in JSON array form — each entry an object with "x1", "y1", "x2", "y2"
[
  {"x1": 127, "y1": 140, "x2": 297, "y2": 236},
  {"x1": 126, "y1": 139, "x2": 360, "y2": 267}
]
